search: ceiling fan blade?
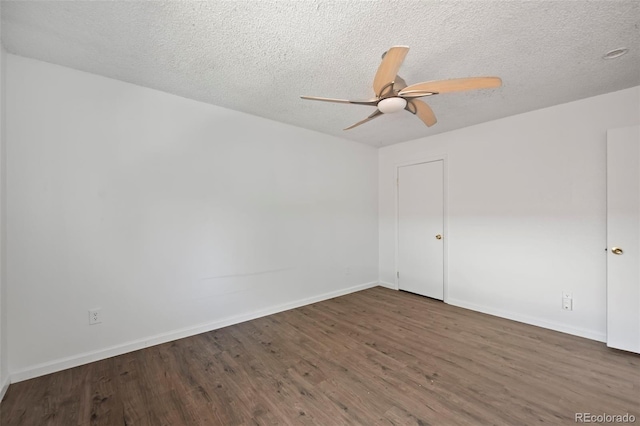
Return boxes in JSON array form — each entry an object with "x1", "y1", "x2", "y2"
[
  {"x1": 344, "y1": 110, "x2": 383, "y2": 130},
  {"x1": 399, "y1": 77, "x2": 502, "y2": 98},
  {"x1": 373, "y1": 46, "x2": 409, "y2": 97},
  {"x1": 300, "y1": 96, "x2": 378, "y2": 106},
  {"x1": 406, "y1": 100, "x2": 437, "y2": 127}
]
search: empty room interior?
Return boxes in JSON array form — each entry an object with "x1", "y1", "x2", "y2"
[{"x1": 0, "y1": 1, "x2": 639, "y2": 425}]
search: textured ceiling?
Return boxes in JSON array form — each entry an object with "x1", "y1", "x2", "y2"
[{"x1": 2, "y1": 1, "x2": 639, "y2": 147}]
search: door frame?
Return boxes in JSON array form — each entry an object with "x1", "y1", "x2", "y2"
[{"x1": 394, "y1": 154, "x2": 449, "y2": 302}]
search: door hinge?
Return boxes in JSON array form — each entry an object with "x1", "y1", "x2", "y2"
[{"x1": 397, "y1": 271, "x2": 399, "y2": 279}]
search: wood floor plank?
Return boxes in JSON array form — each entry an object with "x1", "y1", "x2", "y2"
[{"x1": 2, "y1": 286, "x2": 638, "y2": 425}]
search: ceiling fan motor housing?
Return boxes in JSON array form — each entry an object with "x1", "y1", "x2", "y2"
[{"x1": 377, "y1": 97, "x2": 407, "y2": 114}]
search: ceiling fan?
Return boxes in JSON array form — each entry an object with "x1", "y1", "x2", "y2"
[{"x1": 301, "y1": 46, "x2": 502, "y2": 130}]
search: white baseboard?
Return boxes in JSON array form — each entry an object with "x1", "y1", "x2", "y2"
[
  {"x1": 446, "y1": 298, "x2": 606, "y2": 342},
  {"x1": 378, "y1": 281, "x2": 397, "y2": 290},
  {"x1": 0, "y1": 375, "x2": 9, "y2": 403},
  {"x1": 10, "y1": 281, "x2": 379, "y2": 383}
]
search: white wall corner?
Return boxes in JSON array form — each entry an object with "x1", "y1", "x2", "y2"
[
  {"x1": 0, "y1": 35, "x2": 8, "y2": 401},
  {"x1": 0, "y1": 375, "x2": 9, "y2": 403},
  {"x1": 378, "y1": 281, "x2": 397, "y2": 290}
]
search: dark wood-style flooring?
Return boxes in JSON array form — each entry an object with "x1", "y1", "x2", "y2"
[{"x1": 1, "y1": 287, "x2": 638, "y2": 425}]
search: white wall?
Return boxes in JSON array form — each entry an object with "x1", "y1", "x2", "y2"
[
  {"x1": 6, "y1": 54, "x2": 378, "y2": 380},
  {"x1": 379, "y1": 86, "x2": 640, "y2": 341},
  {"x1": 0, "y1": 6, "x2": 8, "y2": 399}
]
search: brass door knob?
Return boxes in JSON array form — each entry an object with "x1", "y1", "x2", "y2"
[
  {"x1": 435, "y1": 234, "x2": 442, "y2": 240},
  {"x1": 611, "y1": 247, "x2": 623, "y2": 255}
]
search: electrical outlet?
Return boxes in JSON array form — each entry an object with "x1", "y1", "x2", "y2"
[
  {"x1": 89, "y1": 308, "x2": 102, "y2": 325},
  {"x1": 562, "y1": 291, "x2": 573, "y2": 311}
]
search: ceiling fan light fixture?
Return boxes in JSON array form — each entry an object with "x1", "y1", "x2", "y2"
[
  {"x1": 603, "y1": 48, "x2": 629, "y2": 60},
  {"x1": 378, "y1": 97, "x2": 407, "y2": 114}
]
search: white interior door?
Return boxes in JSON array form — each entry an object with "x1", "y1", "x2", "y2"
[
  {"x1": 607, "y1": 125, "x2": 640, "y2": 353},
  {"x1": 398, "y1": 160, "x2": 444, "y2": 299}
]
